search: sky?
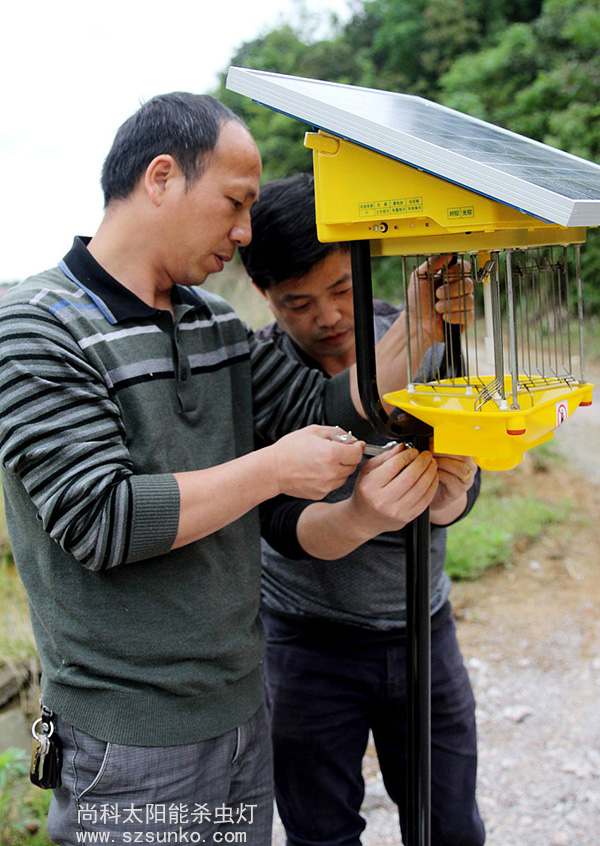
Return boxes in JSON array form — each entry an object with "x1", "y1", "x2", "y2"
[{"x1": 0, "y1": 0, "x2": 351, "y2": 282}]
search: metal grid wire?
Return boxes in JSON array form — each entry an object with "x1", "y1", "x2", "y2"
[{"x1": 400, "y1": 245, "x2": 586, "y2": 412}]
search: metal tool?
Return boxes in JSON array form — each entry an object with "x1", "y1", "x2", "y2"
[
  {"x1": 363, "y1": 441, "x2": 397, "y2": 455},
  {"x1": 333, "y1": 427, "x2": 408, "y2": 456}
]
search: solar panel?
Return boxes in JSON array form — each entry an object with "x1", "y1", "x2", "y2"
[{"x1": 226, "y1": 67, "x2": 600, "y2": 228}]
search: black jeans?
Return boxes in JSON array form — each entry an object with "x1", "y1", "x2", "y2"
[{"x1": 262, "y1": 608, "x2": 485, "y2": 846}]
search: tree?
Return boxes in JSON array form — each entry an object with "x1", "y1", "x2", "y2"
[
  {"x1": 213, "y1": 0, "x2": 600, "y2": 307},
  {"x1": 215, "y1": 0, "x2": 549, "y2": 177},
  {"x1": 439, "y1": 0, "x2": 600, "y2": 159},
  {"x1": 439, "y1": 0, "x2": 600, "y2": 309},
  {"x1": 217, "y1": 29, "x2": 356, "y2": 180}
]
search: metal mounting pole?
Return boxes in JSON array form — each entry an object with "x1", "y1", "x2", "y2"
[{"x1": 350, "y1": 241, "x2": 432, "y2": 846}]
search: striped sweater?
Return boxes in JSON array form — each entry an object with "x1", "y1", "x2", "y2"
[{"x1": 0, "y1": 237, "x2": 366, "y2": 746}]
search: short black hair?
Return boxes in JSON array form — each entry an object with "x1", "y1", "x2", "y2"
[
  {"x1": 101, "y1": 92, "x2": 246, "y2": 206},
  {"x1": 239, "y1": 173, "x2": 348, "y2": 290}
]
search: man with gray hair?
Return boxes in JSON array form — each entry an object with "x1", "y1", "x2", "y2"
[{"x1": 0, "y1": 93, "x2": 379, "y2": 845}]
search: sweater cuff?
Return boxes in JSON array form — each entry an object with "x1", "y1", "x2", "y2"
[
  {"x1": 128, "y1": 474, "x2": 180, "y2": 562},
  {"x1": 324, "y1": 369, "x2": 375, "y2": 441}
]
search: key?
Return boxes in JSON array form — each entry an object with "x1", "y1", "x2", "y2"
[
  {"x1": 31, "y1": 730, "x2": 49, "y2": 786},
  {"x1": 30, "y1": 717, "x2": 62, "y2": 789},
  {"x1": 35, "y1": 736, "x2": 49, "y2": 782},
  {"x1": 331, "y1": 426, "x2": 354, "y2": 443}
]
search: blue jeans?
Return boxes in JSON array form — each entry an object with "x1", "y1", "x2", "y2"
[
  {"x1": 47, "y1": 703, "x2": 273, "y2": 845},
  {"x1": 262, "y1": 608, "x2": 485, "y2": 846}
]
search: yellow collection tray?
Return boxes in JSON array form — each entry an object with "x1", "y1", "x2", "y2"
[{"x1": 384, "y1": 375, "x2": 593, "y2": 470}]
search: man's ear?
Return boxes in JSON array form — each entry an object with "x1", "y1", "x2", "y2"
[{"x1": 144, "y1": 154, "x2": 180, "y2": 206}]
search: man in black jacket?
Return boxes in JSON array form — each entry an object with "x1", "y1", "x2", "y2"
[{"x1": 240, "y1": 173, "x2": 485, "y2": 846}]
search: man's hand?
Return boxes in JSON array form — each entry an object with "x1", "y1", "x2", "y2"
[
  {"x1": 173, "y1": 425, "x2": 363, "y2": 550},
  {"x1": 269, "y1": 425, "x2": 365, "y2": 500},
  {"x1": 347, "y1": 445, "x2": 439, "y2": 535},
  {"x1": 294, "y1": 444, "x2": 439, "y2": 559},
  {"x1": 296, "y1": 445, "x2": 438, "y2": 561},
  {"x1": 351, "y1": 254, "x2": 474, "y2": 417},
  {"x1": 430, "y1": 453, "x2": 478, "y2": 526},
  {"x1": 407, "y1": 254, "x2": 474, "y2": 347}
]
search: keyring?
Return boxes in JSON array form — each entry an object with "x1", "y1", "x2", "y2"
[{"x1": 32, "y1": 717, "x2": 54, "y2": 740}]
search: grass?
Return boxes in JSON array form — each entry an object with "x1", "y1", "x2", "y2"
[
  {"x1": 445, "y1": 446, "x2": 574, "y2": 580},
  {"x1": 446, "y1": 484, "x2": 571, "y2": 580},
  {"x1": 0, "y1": 748, "x2": 52, "y2": 845}
]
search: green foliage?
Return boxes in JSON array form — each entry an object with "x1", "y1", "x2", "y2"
[
  {"x1": 217, "y1": 0, "x2": 598, "y2": 311},
  {"x1": 214, "y1": 0, "x2": 597, "y2": 185},
  {"x1": 581, "y1": 230, "x2": 600, "y2": 316},
  {"x1": 439, "y1": 0, "x2": 600, "y2": 307},
  {"x1": 440, "y1": 0, "x2": 600, "y2": 154},
  {"x1": 0, "y1": 748, "x2": 52, "y2": 845},
  {"x1": 446, "y1": 477, "x2": 572, "y2": 580},
  {"x1": 356, "y1": 0, "x2": 434, "y2": 94},
  {"x1": 216, "y1": 14, "x2": 360, "y2": 181},
  {"x1": 0, "y1": 747, "x2": 29, "y2": 791}
]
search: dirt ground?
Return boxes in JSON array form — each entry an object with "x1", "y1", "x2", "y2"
[
  {"x1": 272, "y1": 369, "x2": 600, "y2": 846},
  {"x1": 449, "y1": 458, "x2": 600, "y2": 846}
]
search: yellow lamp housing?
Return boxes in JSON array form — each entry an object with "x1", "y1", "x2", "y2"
[
  {"x1": 305, "y1": 130, "x2": 586, "y2": 254},
  {"x1": 304, "y1": 130, "x2": 594, "y2": 471},
  {"x1": 385, "y1": 376, "x2": 592, "y2": 471}
]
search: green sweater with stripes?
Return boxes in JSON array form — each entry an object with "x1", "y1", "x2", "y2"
[{"x1": 0, "y1": 237, "x2": 366, "y2": 746}]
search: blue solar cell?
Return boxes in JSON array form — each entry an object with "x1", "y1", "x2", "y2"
[{"x1": 226, "y1": 68, "x2": 600, "y2": 228}]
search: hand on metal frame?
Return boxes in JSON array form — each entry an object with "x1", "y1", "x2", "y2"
[{"x1": 407, "y1": 253, "x2": 475, "y2": 344}]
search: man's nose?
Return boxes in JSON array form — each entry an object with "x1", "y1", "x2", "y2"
[
  {"x1": 315, "y1": 300, "x2": 342, "y2": 327},
  {"x1": 231, "y1": 212, "x2": 252, "y2": 247}
]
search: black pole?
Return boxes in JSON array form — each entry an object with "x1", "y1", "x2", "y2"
[
  {"x1": 405, "y1": 432, "x2": 432, "y2": 846},
  {"x1": 350, "y1": 241, "x2": 431, "y2": 846},
  {"x1": 350, "y1": 240, "x2": 409, "y2": 439}
]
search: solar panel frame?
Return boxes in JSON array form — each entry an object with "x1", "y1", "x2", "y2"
[{"x1": 226, "y1": 67, "x2": 600, "y2": 228}]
